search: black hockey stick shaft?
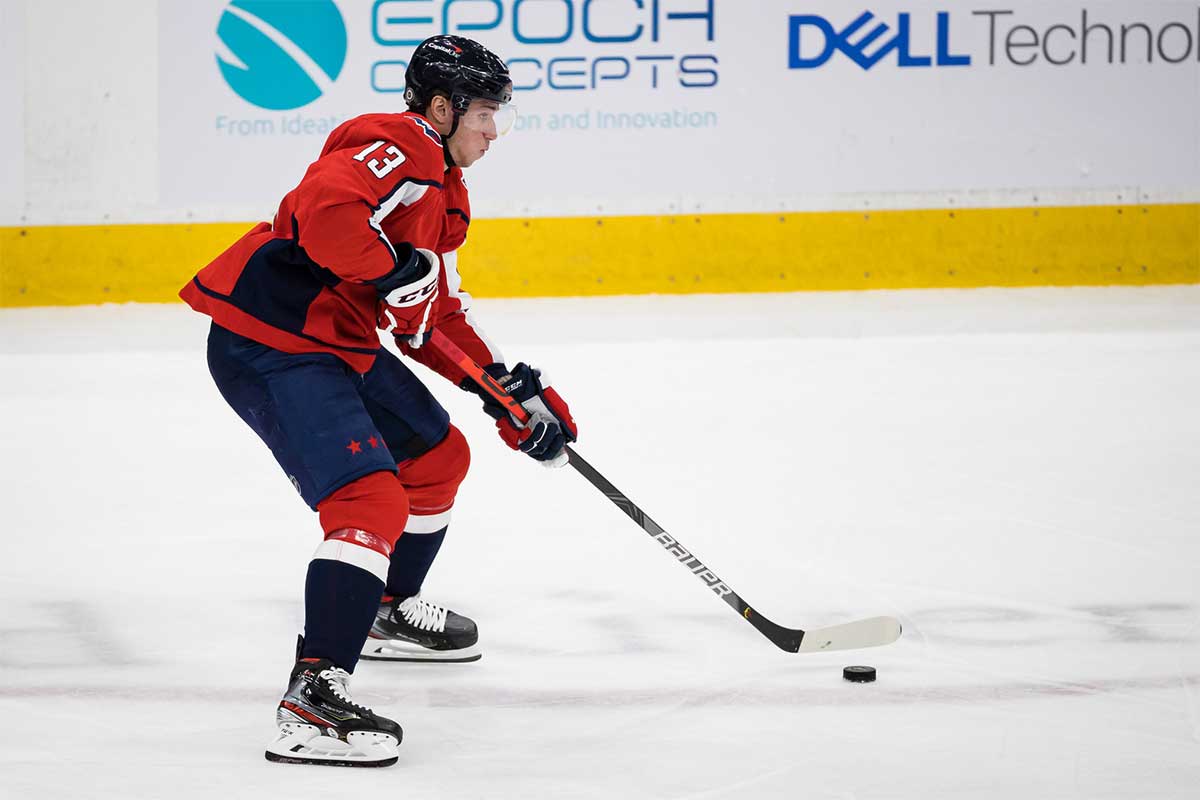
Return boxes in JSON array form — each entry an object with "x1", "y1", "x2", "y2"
[
  {"x1": 429, "y1": 329, "x2": 805, "y2": 652},
  {"x1": 561, "y1": 445, "x2": 805, "y2": 651}
]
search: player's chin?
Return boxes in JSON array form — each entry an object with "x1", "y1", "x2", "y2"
[{"x1": 459, "y1": 151, "x2": 487, "y2": 168}]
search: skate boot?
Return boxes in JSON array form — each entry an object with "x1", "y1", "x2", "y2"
[
  {"x1": 360, "y1": 594, "x2": 481, "y2": 662},
  {"x1": 265, "y1": 658, "x2": 403, "y2": 767}
]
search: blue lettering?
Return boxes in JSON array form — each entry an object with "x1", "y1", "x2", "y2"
[
  {"x1": 373, "y1": 0, "x2": 434, "y2": 46},
  {"x1": 583, "y1": 0, "x2": 644, "y2": 43},
  {"x1": 514, "y1": 0, "x2": 573, "y2": 44},
  {"x1": 679, "y1": 54, "x2": 718, "y2": 87},
  {"x1": 634, "y1": 54, "x2": 672, "y2": 89},
  {"x1": 936, "y1": 12, "x2": 971, "y2": 65},
  {"x1": 895, "y1": 14, "x2": 931, "y2": 67},
  {"x1": 590, "y1": 56, "x2": 631, "y2": 87},
  {"x1": 653, "y1": 0, "x2": 714, "y2": 42},
  {"x1": 370, "y1": 60, "x2": 410, "y2": 93},
  {"x1": 789, "y1": 11, "x2": 968, "y2": 71},
  {"x1": 547, "y1": 56, "x2": 587, "y2": 89},
  {"x1": 507, "y1": 57, "x2": 543, "y2": 91},
  {"x1": 444, "y1": 0, "x2": 502, "y2": 34},
  {"x1": 836, "y1": 12, "x2": 900, "y2": 70},
  {"x1": 788, "y1": 15, "x2": 836, "y2": 68},
  {"x1": 499, "y1": 52, "x2": 720, "y2": 92}
]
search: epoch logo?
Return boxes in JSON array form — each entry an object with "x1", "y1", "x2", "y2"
[{"x1": 216, "y1": 0, "x2": 348, "y2": 110}]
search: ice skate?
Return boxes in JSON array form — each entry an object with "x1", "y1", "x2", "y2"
[
  {"x1": 265, "y1": 658, "x2": 403, "y2": 767},
  {"x1": 360, "y1": 594, "x2": 481, "y2": 662}
]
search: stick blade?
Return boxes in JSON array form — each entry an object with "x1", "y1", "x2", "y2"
[{"x1": 797, "y1": 616, "x2": 903, "y2": 653}]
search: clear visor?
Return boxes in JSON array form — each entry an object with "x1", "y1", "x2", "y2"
[{"x1": 459, "y1": 101, "x2": 518, "y2": 137}]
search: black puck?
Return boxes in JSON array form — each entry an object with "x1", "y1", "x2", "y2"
[{"x1": 843, "y1": 665, "x2": 876, "y2": 683}]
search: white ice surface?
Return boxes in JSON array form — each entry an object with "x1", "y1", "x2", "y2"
[{"x1": 2, "y1": 287, "x2": 1199, "y2": 799}]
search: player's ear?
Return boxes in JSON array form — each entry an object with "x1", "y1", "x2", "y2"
[{"x1": 428, "y1": 95, "x2": 451, "y2": 126}]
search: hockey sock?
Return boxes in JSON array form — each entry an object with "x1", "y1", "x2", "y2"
[
  {"x1": 301, "y1": 559, "x2": 383, "y2": 672},
  {"x1": 301, "y1": 529, "x2": 393, "y2": 672},
  {"x1": 385, "y1": 526, "x2": 447, "y2": 598}
]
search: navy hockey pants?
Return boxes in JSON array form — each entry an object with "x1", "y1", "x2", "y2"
[{"x1": 205, "y1": 323, "x2": 451, "y2": 509}]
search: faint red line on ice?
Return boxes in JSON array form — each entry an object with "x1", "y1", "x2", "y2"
[{"x1": 3, "y1": 674, "x2": 1197, "y2": 707}]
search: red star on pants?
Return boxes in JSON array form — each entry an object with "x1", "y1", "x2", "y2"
[
  {"x1": 368, "y1": 436, "x2": 379, "y2": 449},
  {"x1": 347, "y1": 440, "x2": 362, "y2": 454}
]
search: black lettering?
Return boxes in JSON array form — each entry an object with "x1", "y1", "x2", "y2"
[
  {"x1": 972, "y1": 10, "x2": 1013, "y2": 66},
  {"x1": 1043, "y1": 23, "x2": 1077, "y2": 65},
  {"x1": 1081, "y1": 9, "x2": 1113, "y2": 65},
  {"x1": 1005, "y1": 24, "x2": 1040, "y2": 65},
  {"x1": 1120, "y1": 23, "x2": 1153, "y2": 64},
  {"x1": 1158, "y1": 22, "x2": 1194, "y2": 64},
  {"x1": 966, "y1": 10, "x2": 1200, "y2": 70}
]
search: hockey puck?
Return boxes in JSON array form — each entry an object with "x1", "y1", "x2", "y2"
[{"x1": 843, "y1": 665, "x2": 876, "y2": 683}]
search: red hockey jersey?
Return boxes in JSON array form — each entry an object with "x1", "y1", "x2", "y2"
[{"x1": 180, "y1": 111, "x2": 502, "y2": 379}]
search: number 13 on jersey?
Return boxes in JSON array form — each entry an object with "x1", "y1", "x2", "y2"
[{"x1": 353, "y1": 140, "x2": 406, "y2": 179}]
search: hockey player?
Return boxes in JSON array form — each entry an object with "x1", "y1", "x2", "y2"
[{"x1": 179, "y1": 35, "x2": 577, "y2": 767}]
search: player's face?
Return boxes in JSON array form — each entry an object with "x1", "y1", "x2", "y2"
[{"x1": 449, "y1": 98, "x2": 516, "y2": 168}]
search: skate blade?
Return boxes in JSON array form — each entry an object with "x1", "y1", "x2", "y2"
[
  {"x1": 265, "y1": 723, "x2": 399, "y2": 767},
  {"x1": 360, "y1": 639, "x2": 482, "y2": 663}
]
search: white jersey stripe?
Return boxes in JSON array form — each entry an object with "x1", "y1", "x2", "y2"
[
  {"x1": 463, "y1": 309, "x2": 504, "y2": 364},
  {"x1": 443, "y1": 249, "x2": 465, "y2": 298},
  {"x1": 369, "y1": 182, "x2": 431, "y2": 265},
  {"x1": 441, "y1": 249, "x2": 504, "y2": 364},
  {"x1": 370, "y1": 183, "x2": 429, "y2": 236}
]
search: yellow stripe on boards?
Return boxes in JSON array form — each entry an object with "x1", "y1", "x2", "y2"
[
  {"x1": 1, "y1": 204, "x2": 1197, "y2": 308},
  {"x1": 460, "y1": 203, "x2": 1200, "y2": 296},
  {"x1": 0, "y1": 222, "x2": 256, "y2": 307}
]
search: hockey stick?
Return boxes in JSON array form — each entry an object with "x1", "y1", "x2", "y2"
[{"x1": 428, "y1": 330, "x2": 902, "y2": 654}]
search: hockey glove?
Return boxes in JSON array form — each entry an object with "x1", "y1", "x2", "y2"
[
  {"x1": 475, "y1": 363, "x2": 577, "y2": 468},
  {"x1": 376, "y1": 246, "x2": 439, "y2": 344},
  {"x1": 398, "y1": 330, "x2": 433, "y2": 350}
]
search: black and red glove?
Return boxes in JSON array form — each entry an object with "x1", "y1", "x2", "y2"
[
  {"x1": 375, "y1": 246, "x2": 439, "y2": 346},
  {"x1": 474, "y1": 363, "x2": 577, "y2": 467}
]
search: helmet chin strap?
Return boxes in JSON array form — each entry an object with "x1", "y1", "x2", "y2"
[{"x1": 443, "y1": 113, "x2": 462, "y2": 169}]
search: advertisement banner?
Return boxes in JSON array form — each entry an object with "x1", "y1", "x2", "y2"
[
  {"x1": 0, "y1": 0, "x2": 25, "y2": 223},
  {"x1": 158, "y1": 0, "x2": 1200, "y2": 220}
]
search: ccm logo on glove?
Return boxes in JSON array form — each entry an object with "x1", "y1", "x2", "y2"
[
  {"x1": 375, "y1": 246, "x2": 439, "y2": 335},
  {"x1": 473, "y1": 363, "x2": 577, "y2": 468},
  {"x1": 385, "y1": 281, "x2": 437, "y2": 308}
]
